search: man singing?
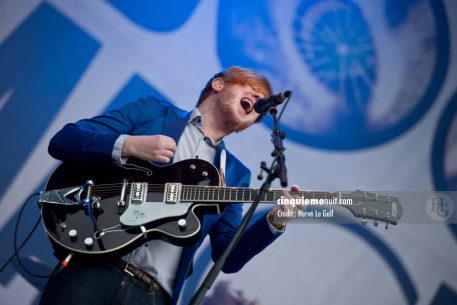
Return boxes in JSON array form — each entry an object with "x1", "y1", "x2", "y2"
[{"x1": 40, "y1": 66, "x2": 296, "y2": 305}]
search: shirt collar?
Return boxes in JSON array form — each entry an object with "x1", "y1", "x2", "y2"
[
  {"x1": 189, "y1": 108, "x2": 203, "y2": 128},
  {"x1": 189, "y1": 108, "x2": 222, "y2": 147}
]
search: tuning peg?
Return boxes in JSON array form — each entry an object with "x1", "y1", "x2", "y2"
[
  {"x1": 373, "y1": 220, "x2": 378, "y2": 227},
  {"x1": 361, "y1": 218, "x2": 367, "y2": 225},
  {"x1": 385, "y1": 223, "x2": 389, "y2": 230}
]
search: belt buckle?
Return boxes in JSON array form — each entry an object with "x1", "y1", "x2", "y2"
[{"x1": 123, "y1": 261, "x2": 135, "y2": 278}]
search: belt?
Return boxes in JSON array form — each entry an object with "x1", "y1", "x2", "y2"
[{"x1": 111, "y1": 258, "x2": 170, "y2": 300}]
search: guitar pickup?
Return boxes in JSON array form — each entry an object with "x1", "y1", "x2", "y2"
[
  {"x1": 164, "y1": 183, "x2": 181, "y2": 204},
  {"x1": 129, "y1": 182, "x2": 148, "y2": 204}
]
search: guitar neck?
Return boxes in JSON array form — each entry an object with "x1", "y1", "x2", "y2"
[{"x1": 179, "y1": 185, "x2": 342, "y2": 204}]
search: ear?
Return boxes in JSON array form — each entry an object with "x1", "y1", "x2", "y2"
[{"x1": 211, "y1": 77, "x2": 224, "y2": 92}]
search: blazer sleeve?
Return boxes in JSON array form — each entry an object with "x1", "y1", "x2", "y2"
[{"x1": 48, "y1": 95, "x2": 169, "y2": 164}]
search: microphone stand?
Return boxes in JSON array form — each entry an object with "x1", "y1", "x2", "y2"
[{"x1": 189, "y1": 96, "x2": 291, "y2": 305}]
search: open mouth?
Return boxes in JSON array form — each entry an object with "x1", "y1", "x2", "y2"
[{"x1": 240, "y1": 98, "x2": 253, "y2": 114}]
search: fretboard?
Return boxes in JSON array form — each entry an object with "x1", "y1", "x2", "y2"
[{"x1": 179, "y1": 185, "x2": 340, "y2": 203}]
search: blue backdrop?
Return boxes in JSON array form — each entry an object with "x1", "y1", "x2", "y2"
[{"x1": 1, "y1": 1, "x2": 456, "y2": 304}]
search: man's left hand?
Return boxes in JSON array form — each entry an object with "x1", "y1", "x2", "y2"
[{"x1": 268, "y1": 185, "x2": 302, "y2": 230}]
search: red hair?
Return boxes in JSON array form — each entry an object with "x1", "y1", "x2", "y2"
[{"x1": 196, "y1": 66, "x2": 272, "y2": 107}]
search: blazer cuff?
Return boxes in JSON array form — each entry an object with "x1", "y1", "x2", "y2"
[{"x1": 266, "y1": 210, "x2": 286, "y2": 235}]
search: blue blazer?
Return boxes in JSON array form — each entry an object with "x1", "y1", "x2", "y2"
[{"x1": 48, "y1": 95, "x2": 281, "y2": 304}]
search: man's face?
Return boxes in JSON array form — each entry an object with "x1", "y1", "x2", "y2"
[{"x1": 217, "y1": 82, "x2": 265, "y2": 133}]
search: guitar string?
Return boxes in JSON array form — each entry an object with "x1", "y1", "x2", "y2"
[
  {"x1": 85, "y1": 187, "x2": 338, "y2": 205},
  {"x1": 91, "y1": 185, "x2": 337, "y2": 198},
  {"x1": 88, "y1": 185, "x2": 276, "y2": 203},
  {"x1": 92, "y1": 184, "x2": 337, "y2": 197},
  {"x1": 60, "y1": 182, "x2": 341, "y2": 204}
]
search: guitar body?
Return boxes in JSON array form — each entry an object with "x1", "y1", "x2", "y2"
[{"x1": 41, "y1": 158, "x2": 220, "y2": 256}]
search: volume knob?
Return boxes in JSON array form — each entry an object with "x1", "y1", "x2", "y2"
[
  {"x1": 68, "y1": 229, "x2": 78, "y2": 239},
  {"x1": 178, "y1": 219, "x2": 187, "y2": 229},
  {"x1": 84, "y1": 237, "x2": 94, "y2": 248}
]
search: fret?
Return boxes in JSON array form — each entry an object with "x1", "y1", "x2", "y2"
[
  {"x1": 224, "y1": 187, "x2": 232, "y2": 202},
  {"x1": 208, "y1": 187, "x2": 213, "y2": 201},
  {"x1": 182, "y1": 186, "x2": 187, "y2": 201},
  {"x1": 209, "y1": 187, "x2": 214, "y2": 201},
  {"x1": 223, "y1": 188, "x2": 228, "y2": 201},
  {"x1": 252, "y1": 189, "x2": 258, "y2": 202},
  {"x1": 273, "y1": 191, "x2": 280, "y2": 202},
  {"x1": 202, "y1": 186, "x2": 206, "y2": 201}
]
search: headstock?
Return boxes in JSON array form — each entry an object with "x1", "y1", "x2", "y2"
[{"x1": 343, "y1": 190, "x2": 403, "y2": 228}]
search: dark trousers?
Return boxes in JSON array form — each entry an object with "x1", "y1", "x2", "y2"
[{"x1": 39, "y1": 259, "x2": 171, "y2": 305}]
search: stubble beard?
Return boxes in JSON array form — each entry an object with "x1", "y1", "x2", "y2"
[{"x1": 216, "y1": 88, "x2": 252, "y2": 134}]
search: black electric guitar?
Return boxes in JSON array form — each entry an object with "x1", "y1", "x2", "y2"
[{"x1": 39, "y1": 158, "x2": 402, "y2": 256}]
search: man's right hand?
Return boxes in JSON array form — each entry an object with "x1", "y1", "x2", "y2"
[{"x1": 122, "y1": 135, "x2": 177, "y2": 163}]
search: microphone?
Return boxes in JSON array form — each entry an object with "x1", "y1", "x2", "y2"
[{"x1": 254, "y1": 90, "x2": 292, "y2": 114}]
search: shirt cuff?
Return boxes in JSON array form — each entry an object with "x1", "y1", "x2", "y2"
[
  {"x1": 266, "y1": 210, "x2": 286, "y2": 235},
  {"x1": 112, "y1": 134, "x2": 128, "y2": 165}
]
